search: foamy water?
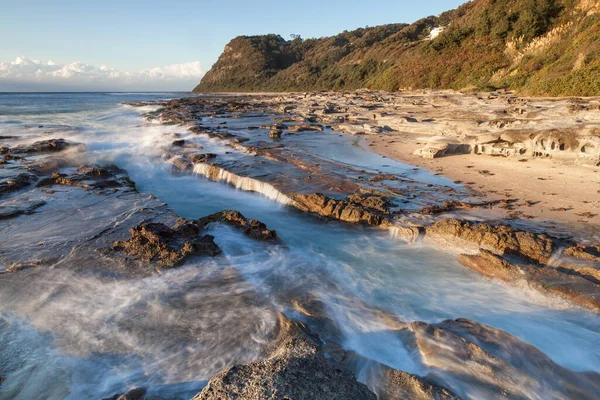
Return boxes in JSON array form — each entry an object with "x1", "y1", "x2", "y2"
[{"x1": 0, "y1": 93, "x2": 599, "y2": 400}]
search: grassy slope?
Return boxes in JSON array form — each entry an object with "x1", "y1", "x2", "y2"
[{"x1": 194, "y1": 0, "x2": 600, "y2": 96}]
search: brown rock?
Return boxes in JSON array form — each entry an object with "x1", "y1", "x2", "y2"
[
  {"x1": 198, "y1": 210, "x2": 280, "y2": 242},
  {"x1": 425, "y1": 218, "x2": 555, "y2": 264},
  {"x1": 111, "y1": 221, "x2": 220, "y2": 268},
  {"x1": 457, "y1": 250, "x2": 522, "y2": 282},
  {"x1": 295, "y1": 193, "x2": 385, "y2": 226},
  {"x1": 403, "y1": 319, "x2": 600, "y2": 399},
  {"x1": 193, "y1": 313, "x2": 376, "y2": 400}
]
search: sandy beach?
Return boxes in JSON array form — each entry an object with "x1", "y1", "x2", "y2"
[{"x1": 363, "y1": 134, "x2": 600, "y2": 227}]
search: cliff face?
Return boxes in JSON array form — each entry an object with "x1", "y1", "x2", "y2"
[{"x1": 194, "y1": 0, "x2": 600, "y2": 96}]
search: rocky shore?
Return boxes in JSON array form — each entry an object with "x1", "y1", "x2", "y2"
[
  {"x1": 1, "y1": 90, "x2": 599, "y2": 399},
  {"x1": 142, "y1": 90, "x2": 600, "y2": 314}
]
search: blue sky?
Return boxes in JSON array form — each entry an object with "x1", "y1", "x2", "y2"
[{"x1": 0, "y1": 0, "x2": 465, "y2": 90}]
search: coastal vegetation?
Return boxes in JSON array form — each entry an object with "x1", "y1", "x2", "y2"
[{"x1": 195, "y1": 0, "x2": 600, "y2": 96}]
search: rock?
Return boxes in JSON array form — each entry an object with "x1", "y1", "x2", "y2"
[
  {"x1": 198, "y1": 210, "x2": 280, "y2": 242},
  {"x1": 413, "y1": 145, "x2": 449, "y2": 159},
  {"x1": 457, "y1": 250, "x2": 522, "y2": 282},
  {"x1": 193, "y1": 313, "x2": 376, "y2": 400},
  {"x1": 382, "y1": 369, "x2": 458, "y2": 400},
  {"x1": 0, "y1": 199, "x2": 46, "y2": 220},
  {"x1": 295, "y1": 193, "x2": 386, "y2": 226},
  {"x1": 425, "y1": 218, "x2": 555, "y2": 264},
  {"x1": 190, "y1": 153, "x2": 217, "y2": 164},
  {"x1": 402, "y1": 319, "x2": 600, "y2": 400},
  {"x1": 11, "y1": 138, "x2": 84, "y2": 154},
  {"x1": 347, "y1": 194, "x2": 394, "y2": 214},
  {"x1": 0, "y1": 173, "x2": 37, "y2": 196},
  {"x1": 102, "y1": 387, "x2": 146, "y2": 400},
  {"x1": 287, "y1": 123, "x2": 324, "y2": 133},
  {"x1": 459, "y1": 249, "x2": 600, "y2": 312},
  {"x1": 390, "y1": 225, "x2": 424, "y2": 244},
  {"x1": 169, "y1": 156, "x2": 194, "y2": 173},
  {"x1": 343, "y1": 351, "x2": 459, "y2": 400},
  {"x1": 269, "y1": 128, "x2": 283, "y2": 139},
  {"x1": 111, "y1": 220, "x2": 221, "y2": 268},
  {"x1": 37, "y1": 165, "x2": 133, "y2": 191},
  {"x1": 172, "y1": 139, "x2": 185, "y2": 146}
]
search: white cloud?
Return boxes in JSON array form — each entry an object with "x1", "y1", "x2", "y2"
[{"x1": 0, "y1": 57, "x2": 204, "y2": 91}]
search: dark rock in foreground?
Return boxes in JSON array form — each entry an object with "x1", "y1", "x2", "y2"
[
  {"x1": 111, "y1": 220, "x2": 221, "y2": 268},
  {"x1": 198, "y1": 210, "x2": 280, "y2": 242},
  {"x1": 0, "y1": 173, "x2": 37, "y2": 197},
  {"x1": 37, "y1": 164, "x2": 135, "y2": 191},
  {"x1": 10, "y1": 138, "x2": 84, "y2": 154},
  {"x1": 102, "y1": 388, "x2": 146, "y2": 400},
  {"x1": 193, "y1": 313, "x2": 376, "y2": 400}
]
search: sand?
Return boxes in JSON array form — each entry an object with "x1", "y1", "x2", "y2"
[{"x1": 363, "y1": 133, "x2": 600, "y2": 227}]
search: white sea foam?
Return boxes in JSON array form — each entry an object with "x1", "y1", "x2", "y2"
[{"x1": 193, "y1": 163, "x2": 294, "y2": 205}]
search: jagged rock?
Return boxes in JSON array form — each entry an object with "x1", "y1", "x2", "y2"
[
  {"x1": 37, "y1": 165, "x2": 134, "y2": 191},
  {"x1": 111, "y1": 220, "x2": 221, "y2": 268},
  {"x1": 190, "y1": 153, "x2": 217, "y2": 164},
  {"x1": 172, "y1": 139, "x2": 185, "y2": 146},
  {"x1": 270, "y1": 128, "x2": 283, "y2": 138},
  {"x1": 10, "y1": 138, "x2": 84, "y2": 154},
  {"x1": 198, "y1": 210, "x2": 280, "y2": 242},
  {"x1": 347, "y1": 194, "x2": 394, "y2": 214},
  {"x1": 295, "y1": 193, "x2": 386, "y2": 226},
  {"x1": 0, "y1": 173, "x2": 37, "y2": 196},
  {"x1": 382, "y1": 369, "x2": 458, "y2": 400},
  {"x1": 193, "y1": 313, "x2": 376, "y2": 400},
  {"x1": 102, "y1": 388, "x2": 146, "y2": 400},
  {"x1": 425, "y1": 218, "x2": 555, "y2": 264},
  {"x1": 402, "y1": 319, "x2": 600, "y2": 400}
]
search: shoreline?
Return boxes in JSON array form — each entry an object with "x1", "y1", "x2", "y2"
[{"x1": 360, "y1": 134, "x2": 600, "y2": 230}]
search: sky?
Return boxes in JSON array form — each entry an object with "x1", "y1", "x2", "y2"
[{"x1": 0, "y1": 0, "x2": 465, "y2": 91}]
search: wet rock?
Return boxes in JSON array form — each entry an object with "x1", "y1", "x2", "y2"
[
  {"x1": 0, "y1": 173, "x2": 37, "y2": 196},
  {"x1": 0, "y1": 199, "x2": 45, "y2": 220},
  {"x1": 269, "y1": 128, "x2": 283, "y2": 138},
  {"x1": 382, "y1": 369, "x2": 458, "y2": 400},
  {"x1": 102, "y1": 387, "x2": 147, "y2": 400},
  {"x1": 11, "y1": 138, "x2": 84, "y2": 154},
  {"x1": 37, "y1": 165, "x2": 133, "y2": 191},
  {"x1": 425, "y1": 218, "x2": 555, "y2": 264},
  {"x1": 193, "y1": 313, "x2": 376, "y2": 400},
  {"x1": 172, "y1": 139, "x2": 186, "y2": 147},
  {"x1": 29, "y1": 157, "x2": 73, "y2": 174},
  {"x1": 287, "y1": 123, "x2": 324, "y2": 133},
  {"x1": 402, "y1": 318, "x2": 600, "y2": 400},
  {"x1": 457, "y1": 250, "x2": 521, "y2": 282},
  {"x1": 190, "y1": 153, "x2": 217, "y2": 164},
  {"x1": 295, "y1": 193, "x2": 386, "y2": 226},
  {"x1": 169, "y1": 156, "x2": 194, "y2": 173},
  {"x1": 390, "y1": 225, "x2": 424, "y2": 244},
  {"x1": 198, "y1": 210, "x2": 280, "y2": 242},
  {"x1": 111, "y1": 220, "x2": 221, "y2": 268},
  {"x1": 459, "y1": 249, "x2": 600, "y2": 312},
  {"x1": 347, "y1": 193, "x2": 394, "y2": 214}
]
